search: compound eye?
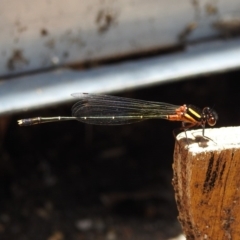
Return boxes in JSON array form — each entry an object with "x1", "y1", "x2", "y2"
[{"x1": 207, "y1": 117, "x2": 216, "y2": 126}]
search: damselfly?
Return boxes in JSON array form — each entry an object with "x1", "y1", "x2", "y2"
[{"x1": 18, "y1": 93, "x2": 218, "y2": 136}]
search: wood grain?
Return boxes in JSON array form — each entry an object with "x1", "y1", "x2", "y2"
[{"x1": 173, "y1": 127, "x2": 240, "y2": 240}]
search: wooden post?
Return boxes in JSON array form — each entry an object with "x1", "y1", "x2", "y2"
[{"x1": 172, "y1": 127, "x2": 240, "y2": 240}]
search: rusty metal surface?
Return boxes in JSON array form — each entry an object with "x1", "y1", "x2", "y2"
[
  {"x1": 0, "y1": 0, "x2": 239, "y2": 76},
  {"x1": 0, "y1": 38, "x2": 240, "y2": 115}
]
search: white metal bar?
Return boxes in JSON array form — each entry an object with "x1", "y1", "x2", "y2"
[
  {"x1": 0, "y1": 0, "x2": 239, "y2": 76},
  {"x1": 0, "y1": 38, "x2": 240, "y2": 115}
]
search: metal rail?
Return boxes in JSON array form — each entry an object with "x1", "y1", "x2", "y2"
[{"x1": 0, "y1": 38, "x2": 240, "y2": 115}]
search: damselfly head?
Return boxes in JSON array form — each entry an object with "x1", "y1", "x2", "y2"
[{"x1": 202, "y1": 107, "x2": 218, "y2": 127}]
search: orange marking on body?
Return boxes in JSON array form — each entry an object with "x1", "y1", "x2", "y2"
[
  {"x1": 168, "y1": 105, "x2": 187, "y2": 122},
  {"x1": 167, "y1": 104, "x2": 200, "y2": 124},
  {"x1": 167, "y1": 114, "x2": 183, "y2": 121},
  {"x1": 175, "y1": 105, "x2": 187, "y2": 114}
]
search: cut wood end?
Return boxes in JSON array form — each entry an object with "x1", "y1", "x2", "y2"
[
  {"x1": 176, "y1": 126, "x2": 240, "y2": 154},
  {"x1": 173, "y1": 126, "x2": 240, "y2": 239}
]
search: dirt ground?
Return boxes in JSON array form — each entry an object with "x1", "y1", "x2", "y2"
[{"x1": 0, "y1": 72, "x2": 239, "y2": 240}]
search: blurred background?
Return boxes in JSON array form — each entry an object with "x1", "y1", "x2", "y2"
[{"x1": 0, "y1": 1, "x2": 240, "y2": 239}]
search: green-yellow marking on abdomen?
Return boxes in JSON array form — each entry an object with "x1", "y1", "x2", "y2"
[{"x1": 188, "y1": 108, "x2": 201, "y2": 118}]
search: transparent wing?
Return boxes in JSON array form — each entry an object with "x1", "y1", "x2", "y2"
[{"x1": 71, "y1": 93, "x2": 180, "y2": 125}]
